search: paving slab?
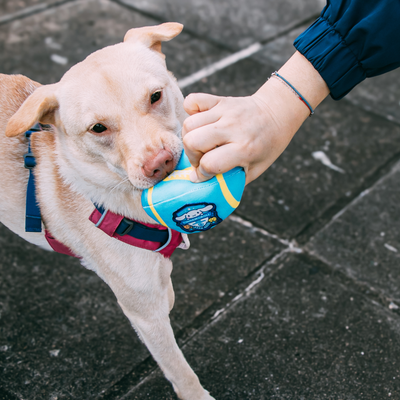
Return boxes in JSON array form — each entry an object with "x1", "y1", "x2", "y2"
[
  {"x1": 0, "y1": 0, "x2": 230, "y2": 85},
  {"x1": 170, "y1": 218, "x2": 285, "y2": 331},
  {"x1": 346, "y1": 69, "x2": 400, "y2": 125},
  {"x1": 307, "y1": 161, "x2": 400, "y2": 303},
  {"x1": 183, "y1": 56, "x2": 400, "y2": 239},
  {"x1": 118, "y1": 0, "x2": 324, "y2": 50},
  {"x1": 126, "y1": 252, "x2": 400, "y2": 399},
  {"x1": 254, "y1": 26, "x2": 306, "y2": 68},
  {"x1": 0, "y1": 224, "x2": 145, "y2": 400},
  {"x1": 0, "y1": 214, "x2": 283, "y2": 399}
]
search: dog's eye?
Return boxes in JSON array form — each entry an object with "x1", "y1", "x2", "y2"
[
  {"x1": 90, "y1": 123, "x2": 107, "y2": 134},
  {"x1": 151, "y1": 91, "x2": 162, "y2": 104}
]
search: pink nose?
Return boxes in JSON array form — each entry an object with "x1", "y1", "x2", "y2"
[{"x1": 142, "y1": 150, "x2": 174, "y2": 179}]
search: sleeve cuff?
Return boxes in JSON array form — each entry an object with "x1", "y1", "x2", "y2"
[{"x1": 294, "y1": 17, "x2": 366, "y2": 100}]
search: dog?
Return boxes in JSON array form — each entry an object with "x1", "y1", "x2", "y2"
[{"x1": 0, "y1": 23, "x2": 214, "y2": 400}]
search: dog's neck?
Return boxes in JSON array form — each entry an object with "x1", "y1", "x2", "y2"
[{"x1": 53, "y1": 134, "x2": 156, "y2": 225}]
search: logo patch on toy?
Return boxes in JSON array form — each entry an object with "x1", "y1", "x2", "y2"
[{"x1": 172, "y1": 202, "x2": 222, "y2": 233}]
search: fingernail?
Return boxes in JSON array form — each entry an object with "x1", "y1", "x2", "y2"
[
  {"x1": 198, "y1": 166, "x2": 213, "y2": 179},
  {"x1": 189, "y1": 169, "x2": 198, "y2": 182}
]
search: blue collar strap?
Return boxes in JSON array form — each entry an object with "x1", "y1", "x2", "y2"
[
  {"x1": 94, "y1": 204, "x2": 169, "y2": 244},
  {"x1": 24, "y1": 124, "x2": 42, "y2": 233}
]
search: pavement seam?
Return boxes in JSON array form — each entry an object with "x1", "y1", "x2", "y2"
[
  {"x1": 109, "y1": 0, "x2": 235, "y2": 53},
  {"x1": 103, "y1": 245, "x2": 400, "y2": 399},
  {"x1": 297, "y1": 250, "x2": 400, "y2": 315},
  {"x1": 98, "y1": 247, "x2": 302, "y2": 400},
  {"x1": 291, "y1": 146, "x2": 400, "y2": 313},
  {"x1": 228, "y1": 214, "x2": 298, "y2": 249},
  {"x1": 0, "y1": 0, "x2": 78, "y2": 26},
  {"x1": 209, "y1": 247, "x2": 301, "y2": 324},
  {"x1": 228, "y1": 158, "x2": 400, "y2": 334},
  {"x1": 178, "y1": 42, "x2": 264, "y2": 89},
  {"x1": 177, "y1": 14, "x2": 320, "y2": 89},
  {"x1": 99, "y1": 243, "x2": 292, "y2": 399},
  {"x1": 109, "y1": 0, "x2": 320, "y2": 89},
  {"x1": 295, "y1": 146, "x2": 400, "y2": 244}
]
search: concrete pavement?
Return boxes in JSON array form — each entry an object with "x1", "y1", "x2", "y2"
[{"x1": 1, "y1": 0, "x2": 400, "y2": 398}]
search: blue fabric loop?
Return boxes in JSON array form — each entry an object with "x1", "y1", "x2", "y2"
[
  {"x1": 94, "y1": 205, "x2": 169, "y2": 244},
  {"x1": 25, "y1": 126, "x2": 42, "y2": 233}
]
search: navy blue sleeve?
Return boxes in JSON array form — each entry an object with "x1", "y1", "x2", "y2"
[{"x1": 294, "y1": 0, "x2": 400, "y2": 100}]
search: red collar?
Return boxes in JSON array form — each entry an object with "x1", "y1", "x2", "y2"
[
  {"x1": 88, "y1": 206, "x2": 184, "y2": 258},
  {"x1": 45, "y1": 208, "x2": 184, "y2": 259}
]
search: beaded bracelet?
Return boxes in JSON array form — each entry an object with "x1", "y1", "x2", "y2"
[{"x1": 271, "y1": 71, "x2": 314, "y2": 116}]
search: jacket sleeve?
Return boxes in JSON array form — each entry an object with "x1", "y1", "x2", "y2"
[{"x1": 294, "y1": 0, "x2": 400, "y2": 100}]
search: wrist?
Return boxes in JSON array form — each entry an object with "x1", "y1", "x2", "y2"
[
  {"x1": 231, "y1": 52, "x2": 329, "y2": 184},
  {"x1": 253, "y1": 51, "x2": 330, "y2": 134},
  {"x1": 277, "y1": 51, "x2": 330, "y2": 112},
  {"x1": 245, "y1": 76, "x2": 309, "y2": 182},
  {"x1": 253, "y1": 72, "x2": 310, "y2": 137}
]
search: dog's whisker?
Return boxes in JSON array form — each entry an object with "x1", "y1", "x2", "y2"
[{"x1": 109, "y1": 177, "x2": 130, "y2": 193}]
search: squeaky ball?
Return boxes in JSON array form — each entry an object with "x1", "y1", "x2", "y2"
[{"x1": 142, "y1": 151, "x2": 245, "y2": 234}]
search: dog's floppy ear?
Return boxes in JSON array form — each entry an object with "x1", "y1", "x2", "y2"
[
  {"x1": 6, "y1": 84, "x2": 59, "y2": 137},
  {"x1": 124, "y1": 22, "x2": 183, "y2": 54}
]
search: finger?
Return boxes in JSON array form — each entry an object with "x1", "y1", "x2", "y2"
[
  {"x1": 190, "y1": 143, "x2": 244, "y2": 183},
  {"x1": 183, "y1": 93, "x2": 222, "y2": 115},
  {"x1": 182, "y1": 108, "x2": 220, "y2": 138},
  {"x1": 183, "y1": 123, "x2": 228, "y2": 168}
]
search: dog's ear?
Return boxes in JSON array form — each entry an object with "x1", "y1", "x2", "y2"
[
  {"x1": 124, "y1": 22, "x2": 183, "y2": 54},
  {"x1": 6, "y1": 84, "x2": 59, "y2": 137}
]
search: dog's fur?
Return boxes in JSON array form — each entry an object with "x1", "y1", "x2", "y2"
[{"x1": 0, "y1": 23, "x2": 214, "y2": 400}]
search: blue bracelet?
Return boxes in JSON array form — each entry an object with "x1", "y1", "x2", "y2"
[{"x1": 272, "y1": 72, "x2": 314, "y2": 116}]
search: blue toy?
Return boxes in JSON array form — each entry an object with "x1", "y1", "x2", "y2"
[{"x1": 142, "y1": 151, "x2": 245, "y2": 234}]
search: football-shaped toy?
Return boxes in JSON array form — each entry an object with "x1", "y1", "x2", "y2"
[{"x1": 142, "y1": 151, "x2": 245, "y2": 234}]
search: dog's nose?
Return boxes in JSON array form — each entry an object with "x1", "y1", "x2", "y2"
[{"x1": 142, "y1": 150, "x2": 174, "y2": 179}]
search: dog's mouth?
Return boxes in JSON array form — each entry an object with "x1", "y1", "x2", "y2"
[
  {"x1": 136, "y1": 164, "x2": 177, "y2": 189},
  {"x1": 105, "y1": 155, "x2": 177, "y2": 191},
  {"x1": 130, "y1": 177, "x2": 162, "y2": 190},
  {"x1": 126, "y1": 160, "x2": 178, "y2": 190},
  {"x1": 112, "y1": 139, "x2": 182, "y2": 191}
]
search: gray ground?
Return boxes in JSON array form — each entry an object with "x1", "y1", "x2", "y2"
[{"x1": 1, "y1": 0, "x2": 400, "y2": 399}]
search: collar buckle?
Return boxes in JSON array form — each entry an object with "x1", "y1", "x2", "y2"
[
  {"x1": 118, "y1": 218, "x2": 135, "y2": 236},
  {"x1": 24, "y1": 153, "x2": 36, "y2": 169}
]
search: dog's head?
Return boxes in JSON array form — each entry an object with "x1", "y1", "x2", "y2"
[{"x1": 6, "y1": 23, "x2": 185, "y2": 191}]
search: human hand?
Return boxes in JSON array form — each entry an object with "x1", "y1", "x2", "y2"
[
  {"x1": 182, "y1": 91, "x2": 297, "y2": 185},
  {"x1": 182, "y1": 51, "x2": 329, "y2": 185}
]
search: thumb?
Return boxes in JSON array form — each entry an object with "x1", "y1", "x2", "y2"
[
  {"x1": 189, "y1": 144, "x2": 242, "y2": 183},
  {"x1": 189, "y1": 165, "x2": 215, "y2": 183},
  {"x1": 183, "y1": 93, "x2": 221, "y2": 115}
]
